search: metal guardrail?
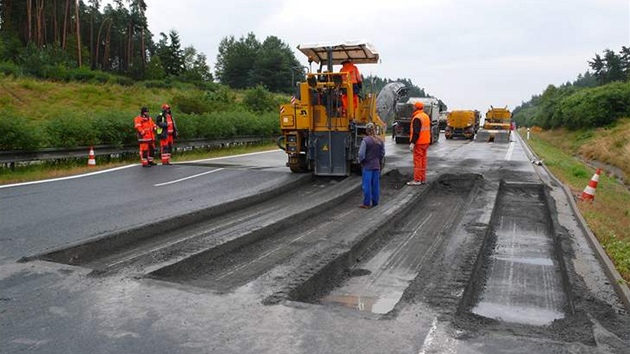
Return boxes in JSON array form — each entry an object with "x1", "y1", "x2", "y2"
[{"x1": 0, "y1": 136, "x2": 270, "y2": 167}]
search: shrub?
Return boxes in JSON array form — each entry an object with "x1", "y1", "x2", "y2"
[
  {"x1": 173, "y1": 93, "x2": 212, "y2": 115},
  {"x1": 69, "y1": 66, "x2": 96, "y2": 82},
  {"x1": 92, "y1": 111, "x2": 137, "y2": 146},
  {"x1": 44, "y1": 113, "x2": 99, "y2": 147},
  {"x1": 173, "y1": 113, "x2": 201, "y2": 140},
  {"x1": 557, "y1": 82, "x2": 630, "y2": 129},
  {"x1": 243, "y1": 85, "x2": 276, "y2": 113},
  {"x1": 0, "y1": 61, "x2": 22, "y2": 76},
  {"x1": 0, "y1": 113, "x2": 43, "y2": 150},
  {"x1": 197, "y1": 112, "x2": 234, "y2": 139},
  {"x1": 44, "y1": 64, "x2": 71, "y2": 81}
]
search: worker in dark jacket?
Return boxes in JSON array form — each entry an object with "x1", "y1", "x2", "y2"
[
  {"x1": 407, "y1": 101, "x2": 431, "y2": 185},
  {"x1": 156, "y1": 103, "x2": 178, "y2": 165},
  {"x1": 134, "y1": 107, "x2": 157, "y2": 167},
  {"x1": 358, "y1": 122, "x2": 385, "y2": 208}
]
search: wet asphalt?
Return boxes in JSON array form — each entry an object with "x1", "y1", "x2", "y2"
[{"x1": 1, "y1": 133, "x2": 629, "y2": 353}]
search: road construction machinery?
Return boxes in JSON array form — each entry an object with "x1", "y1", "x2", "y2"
[
  {"x1": 438, "y1": 111, "x2": 449, "y2": 131},
  {"x1": 392, "y1": 97, "x2": 440, "y2": 145},
  {"x1": 278, "y1": 41, "x2": 405, "y2": 176},
  {"x1": 475, "y1": 106, "x2": 512, "y2": 143},
  {"x1": 445, "y1": 110, "x2": 480, "y2": 140}
]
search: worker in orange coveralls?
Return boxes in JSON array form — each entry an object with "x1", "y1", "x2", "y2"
[
  {"x1": 340, "y1": 59, "x2": 362, "y2": 113},
  {"x1": 134, "y1": 106, "x2": 157, "y2": 167},
  {"x1": 156, "y1": 103, "x2": 178, "y2": 165},
  {"x1": 407, "y1": 101, "x2": 431, "y2": 185}
]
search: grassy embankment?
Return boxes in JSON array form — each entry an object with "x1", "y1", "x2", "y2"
[
  {"x1": 0, "y1": 76, "x2": 280, "y2": 184},
  {"x1": 521, "y1": 119, "x2": 630, "y2": 283},
  {"x1": 0, "y1": 75, "x2": 181, "y2": 119}
]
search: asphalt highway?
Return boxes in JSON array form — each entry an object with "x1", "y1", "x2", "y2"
[{"x1": 1, "y1": 133, "x2": 629, "y2": 353}]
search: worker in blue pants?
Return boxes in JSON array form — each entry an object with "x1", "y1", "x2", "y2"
[{"x1": 358, "y1": 123, "x2": 385, "y2": 209}]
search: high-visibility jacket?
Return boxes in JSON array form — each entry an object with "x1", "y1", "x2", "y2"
[
  {"x1": 134, "y1": 115, "x2": 156, "y2": 143},
  {"x1": 340, "y1": 62, "x2": 361, "y2": 84},
  {"x1": 410, "y1": 109, "x2": 431, "y2": 145},
  {"x1": 156, "y1": 113, "x2": 177, "y2": 139}
]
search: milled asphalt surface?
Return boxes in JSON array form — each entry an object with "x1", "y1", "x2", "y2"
[{"x1": 1, "y1": 132, "x2": 629, "y2": 353}]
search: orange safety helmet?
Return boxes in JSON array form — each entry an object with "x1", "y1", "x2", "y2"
[
  {"x1": 414, "y1": 101, "x2": 424, "y2": 110},
  {"x1": 161, "y1": 103, "x2": 170, "y2": 110}
]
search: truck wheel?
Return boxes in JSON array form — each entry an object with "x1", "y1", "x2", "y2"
[{"x1": 289, "y1": 155, "x2": 309, "y2": 173}]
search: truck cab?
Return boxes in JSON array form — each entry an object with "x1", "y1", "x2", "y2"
[{"x1": 392, "y1": 97, "x2": 440, "y2": 145}]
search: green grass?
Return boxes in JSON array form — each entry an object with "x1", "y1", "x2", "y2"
[
  {"x1": 1, "y1": 75, "x2": 184, "y2": 117},
  {"x1": 523, "y1": 129, "x2": 630, "y2": 283}
]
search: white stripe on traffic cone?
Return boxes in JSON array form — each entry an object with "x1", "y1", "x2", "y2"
[
  {"x1": 579, "y1": 168, "x2": 601, "y2": 201},
  {"x1": 88, "y1": 147, "x2": 96, "y2": 167}
]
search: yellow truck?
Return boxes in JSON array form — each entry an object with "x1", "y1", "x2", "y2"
[
  {"x1": 444, "y1": 110, "x2": 480, "y2": 140},
  {"x1": 475, "y1": 106, "x2": 512, "y2": 143}
]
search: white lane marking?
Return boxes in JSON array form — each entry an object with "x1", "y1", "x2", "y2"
[
  {"x1": 0, "y1": 164, "x2": 136, "y2": 189},
  {"x1": 418, "y1": 316, "x2": 457, "y2": 354},
  {"x1": 154, "y1": 168, "x2": 224, "y2": 186},
  {"x1": 418, "y1": 317, "x2": 439, "y2": 354},
  {"x1": 504, "y1": 141, "x2": 515, "y2": 161},
  {"x1": 1, "y1": 150, "x2": 278, "y2": 189}
]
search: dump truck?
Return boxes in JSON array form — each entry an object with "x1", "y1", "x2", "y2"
[
  {"x1": 444, "y1": 110, "x2": 480, "y2": 140},
  {"x1": 475, "y1": 106, "x2": 512, "y2": 143},
  {"x1": 392, "y1": 97, "x2": 440, "y2": 145},
  {"x1": 277, "y1": 41, "x2": 405, "y2": 176},
  {"x1": 438, "y1": 111, "x2": 449, "y2": 131}
]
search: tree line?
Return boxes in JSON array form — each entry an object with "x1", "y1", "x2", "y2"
[
  {"x1": 513, "y1": 47, "x2": 630, "y2": 130},
  {"x1": 0, "y1": 1, "x2": 441, "y2": 152},
  {"x1": 1, "y1": 1, "x2": 434, "y2": 97},
  {"x1": 0, "y1": 0, "x2": 212, "y2": 84}
]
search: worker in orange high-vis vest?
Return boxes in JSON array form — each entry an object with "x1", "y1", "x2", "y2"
[
  {"x1": 134, "y1": 107, "x2": 157, "y2": 167},
  {"x1": 407, "y1": 101, "x2": 431, "y2": 185},
  {"x1": 156, "y1": 103, "x2": 178, "y2": 165},
  {"x1": 340, "y1": 59, "x2": 362, "y2": 113}
]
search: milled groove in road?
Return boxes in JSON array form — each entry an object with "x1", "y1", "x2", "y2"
[
  {"x1": 146, "y1": 170, "x2": 411, "y2": 291},
  {"x1": 24, "y1": 174, "x2": 314, "y2": 269},
  {"x1": 278, "y1": 174, "x2": 484, "y2": 314},
  {"x1": 317, "y1": 175, "x2": 481, "y2": 314},
  {"x1": 462, "y1": 181, "x2": 571, "y2": 326}
]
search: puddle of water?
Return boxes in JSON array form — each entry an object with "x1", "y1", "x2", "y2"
[
  {"x1": 492, "y1": 256, "x2": 554, "y2": 267},
  {"x1": 473, "y1": 301, "x2": 564, "y2": 326},
  {"x1": 322, "y1": 293, "x2": 403, "y2": 314}
]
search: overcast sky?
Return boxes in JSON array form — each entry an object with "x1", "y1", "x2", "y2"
[{"x1": 137, "y1": 0, "x2": 629, "y2": 111}]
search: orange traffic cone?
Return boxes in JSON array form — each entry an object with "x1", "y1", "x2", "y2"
[
  {"x1": 579, "y1": 168, "x2": 601, "y2": 201},
  {"x1": 87, "y1": 146, "x2": 96, "y2": 167}
]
